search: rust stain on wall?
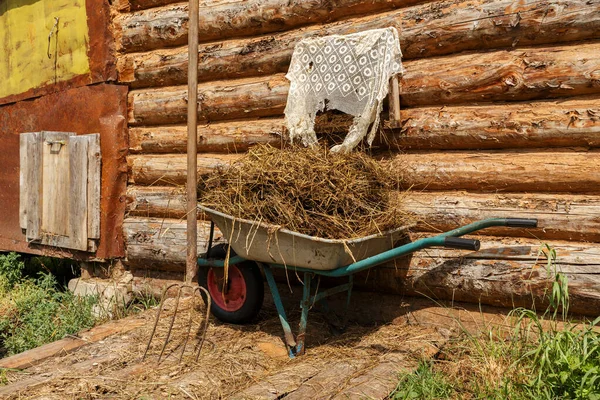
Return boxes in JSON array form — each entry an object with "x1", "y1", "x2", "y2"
[{"x1": 0, "y1": 84, "x2": 128, "y2": 259}]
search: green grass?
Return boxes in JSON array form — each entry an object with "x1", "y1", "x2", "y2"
[
  {"x1": 391, "y1": 244, "x2": 600, "y2": 400},
  {"x1": 0, "y1": 253, "x2": 160, "y2": 359},
  {"x1": 0, "y1": 252, "x2": 98, "y2": 356},
  {"x1": 393, "y1": 361, "x2": 454, "y2": 400}
]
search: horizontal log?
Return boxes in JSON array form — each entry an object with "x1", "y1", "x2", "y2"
[
  {"x1": 123, "y1": 217, "x2": 224, "y2": 269},
  {"x1": 112, "y1": 0, "x2": 181, "y2": 12},
  {"x1": 118, "y1": 0, "x2": 600, "y2": 88},
  {"x1": 128, "y1": 114, "x2": 357, "y2": 154},
  {"x1": 394, "y1": 151, "x2": 600, "y2": 193},
  {"x1": 128, "y1": 75, "x2": 288, "y2": 126},
  {"x1": 129, "y1": 119, "x2": 284, "y2": 154},
  {"x1": 115, "y1": 0, "x2": 428, "y2": 53},
  {"x1": 126, "y1": 186, "x2": 187, "y2": 218},
  {"x1": 392, "y1": 97, "x2": 600, "y2": 150},
  {"x1": 128, "y1": 151, "x2": 600, "y2": 192},
  {"x1": 404, "y1": 192, "x2": 600, "y2": 242},
  {"x1": 402, "y1": 41, "x2": 600, "y2": 107},
  {"x1": 364, "y1": 236, "x2": 600, "y2": 317},
  {"x1": 126, "y1": 186, "x2": 600, "y2": 242},
  {"x1": 128, "y1": 97, "x2": 600, "y2": 153},
  {"x1": 127, "y1": 153, "x2": 239, "y2": 185},
  {"x1": 128, "y1": 42, "x2": 600, "y2": 125},
  {"x1": 122, "y1": 217, "x2": 600, "y2": 316}
]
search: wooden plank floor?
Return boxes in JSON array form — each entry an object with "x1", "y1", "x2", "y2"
[{"x1": 0, "y1": 291, "x2": 525, "y2": 399}]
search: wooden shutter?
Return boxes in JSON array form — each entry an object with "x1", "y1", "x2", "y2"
[{"x1": 19, "y1": 132, "x2": 101, "y2": 252}]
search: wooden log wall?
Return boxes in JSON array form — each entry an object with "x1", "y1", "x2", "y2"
[{"x1": 113, "y1": 0, "x2": 600, "y2": 316}]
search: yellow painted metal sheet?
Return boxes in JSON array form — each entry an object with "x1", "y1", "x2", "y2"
[{"x1": 0, "y1": 0, "x2": 90, "y2": 99}]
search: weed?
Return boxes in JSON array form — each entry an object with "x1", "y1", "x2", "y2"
[
  {"x1": 510, "y1": 244, "x2": 600, "y2": 399},
  {"x1": 391, "y1": 244, "x2": 600, "y2": 399},
  {"x1": 0, "y1": 253, "x2": 24, "y2": 290},
  {"x1": 392, "y1": 360, "x2": 454, "y2": 399}
]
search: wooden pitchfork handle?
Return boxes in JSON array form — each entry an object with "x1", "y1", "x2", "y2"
[{"x1": 186, "y1": 0, "x2": 200, "y2": 284}]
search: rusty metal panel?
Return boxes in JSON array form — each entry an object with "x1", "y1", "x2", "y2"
[
  {"x1": 0, "y1": 83, "x2": 128, "y2": 259},
  {"x1": 0, "y1": 0, "x2": 116, "y2": 106}
]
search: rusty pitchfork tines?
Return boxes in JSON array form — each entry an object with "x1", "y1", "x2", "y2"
[{"x1": 143, "y1": 284, "x2": 211, "y2": 363}]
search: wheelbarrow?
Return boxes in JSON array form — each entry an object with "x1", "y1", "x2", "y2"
[{"x1": 197, "y1": 205, "x2": 538, "y2": 357}]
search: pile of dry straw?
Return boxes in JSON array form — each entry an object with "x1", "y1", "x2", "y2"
[{"x1": 199, "y1": 145, "x2": 410, "y2": 239}]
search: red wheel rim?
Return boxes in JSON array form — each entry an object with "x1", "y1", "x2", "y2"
[{"x1": 207, "y1": 265, "x2": 247, "y2": 312}]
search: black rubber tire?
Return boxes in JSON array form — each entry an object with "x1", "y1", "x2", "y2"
[{"x1": 199, "y1": 244, "x2": 264, "y2": 324}]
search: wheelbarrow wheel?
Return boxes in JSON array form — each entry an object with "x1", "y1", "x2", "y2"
[{"x1": 199, "y1": 244, "x2": 264, "y2": 324}]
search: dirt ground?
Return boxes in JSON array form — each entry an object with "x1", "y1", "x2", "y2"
[{"x1": 0, "y1": 289, "x2": 469, "y2": 399}]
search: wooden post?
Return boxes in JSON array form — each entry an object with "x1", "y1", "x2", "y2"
[
  {"x1": 186, "y1": 0, "x2": 199, "y2": 284},
  {"x1": 388, "y1": 76, "x2": 401, "y2": 128}
]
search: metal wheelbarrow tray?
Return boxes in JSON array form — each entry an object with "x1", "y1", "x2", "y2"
[
  {"x1": 201, "y1": 205, "x2": 414, "y2": 270},
  {"x1": 198, "y1": 205, "x2": 538, "y2": 357}
]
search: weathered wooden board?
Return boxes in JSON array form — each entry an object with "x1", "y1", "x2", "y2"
[
  {"x1": 117, "y1": 0, "x2": 600, "y2": 89},
  {"x1": 393, "y1": 151, "x2": 600, "y2": 193},
  {"x1": 41, "y1": 132, "x2": 71, "y2": 237},
  {"x1": 0, "y1": 353, "x2": 123, "y2": 397},
  {"x1": 236, "y1": 364, "x2": 321, "y2": 400},
  {"x1": 0, "y1": 317, "x2": 145, "y2": 370},
  {"x1": 69, "y1": 136, "x2": 89, "y2": 251},
  {"x1": 87, "y1": 134, "x2": 102, "y2": 239},
  {"x1": 19, "y1": 135, "x2": 28, "y2": 229},
  {"x1": 37, "y1": 235, "x2": 98, "y2": 253},
  {"x1": 115, "y1": 0, "x2": 429, "y2": 53},
  {"x1": 335, "y1": 352, "x2": 418, "y2": 400},
  {"x1": 19, "y1": 133, "x2": 43, "y2": 239},
  {"x1": 128, "y1": 96, "x2": 600, "y2": 153},
  {"x1": 283, "y1": 361, "x2": 368, "y2": 400},
  {"x1": 127, "y1": 42, "x2": 600, "y2": 126}
]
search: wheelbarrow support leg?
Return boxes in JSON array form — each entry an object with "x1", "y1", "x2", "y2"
[
  {"x1": 297, "y1": 272, "x2": 312, "y2": 356},
  {"x1": 262, "y1": 265, "x2": 297, "y2": 353}
]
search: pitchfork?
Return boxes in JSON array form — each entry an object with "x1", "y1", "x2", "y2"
[{"x1": 143, "y1": 0, "x2": 211, "y2": 364}]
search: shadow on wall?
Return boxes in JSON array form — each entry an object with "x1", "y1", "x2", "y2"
[{"x1": 0, "y1": 0, "x2": 42, "y2": 17}]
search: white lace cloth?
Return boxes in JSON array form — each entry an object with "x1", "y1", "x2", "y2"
[{"x1": 284, "y1": 27, "x2": 404, "y2": 153}]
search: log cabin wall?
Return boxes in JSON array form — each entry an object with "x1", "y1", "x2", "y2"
[{"x1": 112, "y1": 0, "x2": 600, "y2": 315}]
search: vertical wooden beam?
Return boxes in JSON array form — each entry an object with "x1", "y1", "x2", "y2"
[
  {"x1": 186, "y1": 0, "x2": 199, "y2": 283},
  {"x1": 388, "y1": 76, "x2": 401, "y2": 128}
]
